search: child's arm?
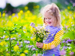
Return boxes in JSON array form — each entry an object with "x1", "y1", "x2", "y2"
[{"x1": 42, "y1": 30, "x2": 64, "y2": 50}]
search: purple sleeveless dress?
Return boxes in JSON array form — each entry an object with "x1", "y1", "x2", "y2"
[{"x1": 42, "y1": 26, "x2": 62, "y2": 56}]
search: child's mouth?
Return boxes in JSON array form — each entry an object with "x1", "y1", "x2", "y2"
[{"x1": 48, "y1": 22, "x2": 51, "y2": 24}]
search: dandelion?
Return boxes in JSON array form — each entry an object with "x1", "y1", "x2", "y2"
[
  {"x1": 25, "y1": 6, "x2": 28, "y2": 10},
  {"x1": 24, "y1": 50, "x2": 28, "y2": 54},
  {"x1": 37, "y1": 38, "x2": 41, "y2": 42},
  {"x1": 8, "y1": 16, "x2": 11, "y2": 19},
  {"x1": 7, "y1": 21, "x2": 14, "y2": 27},
  {"x1": 5, "y1": 36, "x2": 8, "y2": 38},
  {"x1": 20, "y1": 53, "x2": 25, "y2": 56},
  {"x1": 0, "y1": 42, "x2": 4, "y2": 46},
  {"x1": 12, "y1": 13, "x2": 15, "y2": 16},
  {"x1": 14, "y1": 45, "x2": 19, "y2": 52},
  {"x1": 2, "y1": 13, "x2": 5, "y2": 17},
  {"x1": 20, "y1": 10, "x2": 23, "y2": 14},
  {"x1": 36, "y1": 5, "x2": 39, "y2": 8},
  {"x1": 18, "y1": 12, "x2": 21, "y2": 17},
  {"x1": 31, "y1": 37, "x2": 36, "y2": 41},
  {"x1": 27, "y1": 10, "x2": 31, "y2": 13},
  {"x1": 6, "y1": 53, "x2": 10, "y2": 56},
  {"x1": 67, "y1": 6, "x2": 70, "y2": 9},
  {"x1": 0, "y1": 41, "x2": 6, "y2": 46}
]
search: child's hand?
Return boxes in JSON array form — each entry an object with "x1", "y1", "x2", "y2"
[{"x1": 36, "y1": 42, "x2": 43, "y2": 48}]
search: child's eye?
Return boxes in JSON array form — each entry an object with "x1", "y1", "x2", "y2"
[
  {"x1": 49, "y1": 18, "x2": 51, "y2": 19},
  {"x1": 45, "y1": 18, "x2": 47, "y2": 19}
]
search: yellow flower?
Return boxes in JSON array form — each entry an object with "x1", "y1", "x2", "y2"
[
  {"x1": 6, "y1": 53, "x2": 10, "y2": 56},
  {"x1": 33, "y1": 5, "x2": 39, "y2": 9},
  {"x1": 31, "y1": 37, "x2": 36, "y2": 41},
  {"x1": 36, "y1": 5, "x2": 39, "y2": 8},
  {"x1": 0, "y1": 49, "x2": 3, "y2": 52},
  {"x1": 30, "y1": 29, "x2": 34, "y2": 34},
  {"x1": 0, "y1": 41, "x2": 7, "y2": 46},
  {"x1": 8, "y1": 15, "x2": 11, "y2": 18},
  {"x1": 3, "y1": 41, "x2": 6, "y2": 45},
  {"x1": 27, "y1": 10, "x2": 31, "y2": 13},
  {"x1": 25, "y1": 6, "x2": 28, "y2": 10},
  {"x1": 0, "y1": 42, "x2": 3, "y2": 46},
  {"x1": 20, "y1": 19, "x2": 25, "y2": 23},
  {"x1": 12, "y1": 13, "x2": 15, "y2": 16},
  {"x1": 20, "y1": 53, "x2": 25, "y2": 56},
  {"x1": 20, "y1": 10, "x2": 23, "y2": 14},
  {"x1": 6, "y1": 21, "x2": 14, "y2": 27},
  {"x1": 14, "y1": 45, "x2": 19, "y2": 52},
  {"x1": 24, "y1": 50, "x2": 28, "y2": 53},
  {"x1": 65, "y1": 9, "x2": 67, "y2": 11},
  {"x1": 12, "y1": 17, "x2": 18, "y2": 22},
  {"x1": 18, "y1": 12, "x2": 21, "y2": 17},
  {"x1": 67, "y1": 6, "x2": 70, "y2": 9},
  {"x1": 33, "y1": 6, "x2": 36, "y2": 9},
  {"x1": 69, "y1": 11, "x2": 72, "y2": 14},
  {"x1": 37, "y1": 38, "x2": 41, "y2": 41},
  {"x1": 23, "y1": 28, "x2": 27, "y2": 33},
  {"x1": 73, "y1": 14, "x2": 75, "y2": 18},
  {"x1": 2, "y1": 13, "x2": 5, "y2": 17}
]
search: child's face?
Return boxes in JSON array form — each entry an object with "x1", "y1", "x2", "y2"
[{"x1": 44, "y1": 12, "x2": 56, "y2": 26}]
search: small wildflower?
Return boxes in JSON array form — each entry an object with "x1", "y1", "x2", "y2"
[
  {"x1": 60, "y1": 49, "x2": 66, "y2": 55},
  {"x1": 70, "y1": 51, "x2": 74, "y2": 55},
  {"x1": 30, "y1": 22, "x2": 35, "y2": 28},
  {"x1": 20, "y1": 53, "x2": 25, "y2": 56},
  {"x1": 14, "y1": 45, "x2": 19, "y2": 52},
  {"x1": 24, "y1": 50, "x2": 28, "y2": 54}
]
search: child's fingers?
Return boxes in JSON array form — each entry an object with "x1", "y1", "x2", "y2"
[
  {"x1": 36, "y1": 42, "x2": 39, "y2": 45},
  {"x1": 36, "y1": 42, "x2": 39, "y2": 47}
]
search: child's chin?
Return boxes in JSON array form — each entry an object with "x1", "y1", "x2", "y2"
[{"x1": 48, "y1": 24, "x2": 52, "y2": 26}]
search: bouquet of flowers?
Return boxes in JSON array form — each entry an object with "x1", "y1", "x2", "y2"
[
  {"x1": 30, "y1": 22, "x2": 49, "y2": 43},
  {"x1": 30, "y1": 22, "x2": 49, "y2": 53}
]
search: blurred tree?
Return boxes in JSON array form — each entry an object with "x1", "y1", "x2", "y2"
[
  {"x1": 0, "y1": 8, "x2": 3, "y2": 13},
  {"x1": 4, "y1": 3, "x2": 15, "y2": 14},
  {"x1": 26, "y1": 2, "x2": 37, "y2": 12}
]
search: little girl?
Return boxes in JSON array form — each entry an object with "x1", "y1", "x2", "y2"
[{"x1": 36, "y1": 3, "x2": 64, "y2": 56}]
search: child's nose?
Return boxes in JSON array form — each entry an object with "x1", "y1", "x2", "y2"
[{"x1": 46, "y1": 19, "x2": 50, "y2": 21}]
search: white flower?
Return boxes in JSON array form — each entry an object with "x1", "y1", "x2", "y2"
[{"x1": 36, "y1": 26, "x2": 43, "y2": 30}]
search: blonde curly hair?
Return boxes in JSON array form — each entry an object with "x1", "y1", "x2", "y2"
[{"x1": 41, "y1": 3, "x2": 61, "y2": 27}]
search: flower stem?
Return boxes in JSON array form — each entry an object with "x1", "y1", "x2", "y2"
[{"x1": 9, "y1": 35, "x2": 11, "y2": 56}]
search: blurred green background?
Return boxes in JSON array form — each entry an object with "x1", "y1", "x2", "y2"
[{"x1": 0, "y1": 0, "x2": 75, "y2": 56}]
